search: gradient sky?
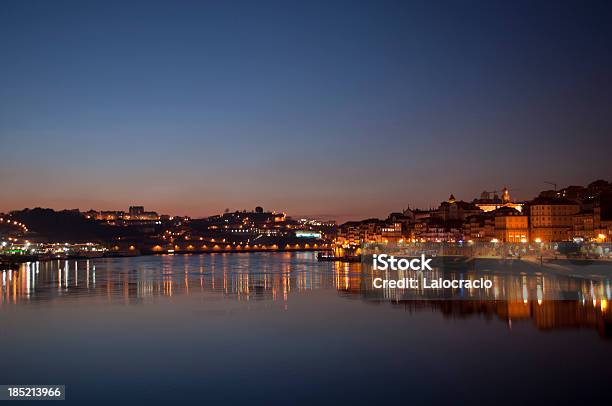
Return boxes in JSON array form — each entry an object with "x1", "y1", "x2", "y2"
[{"x1": 1, "y1": 0, "x2": 611, "y2": 221}]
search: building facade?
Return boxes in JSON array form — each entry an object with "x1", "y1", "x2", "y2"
[
  {"x1": 493, "y1": 207, "x2": 529, "y2": 243},
  {"x1": 529, "y1": 197, "x2": 580, "y2": 242}
]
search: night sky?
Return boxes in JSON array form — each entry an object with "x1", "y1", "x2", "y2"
[{"x1": 1, "y1": 0, "x2": 611, "y2": 221}]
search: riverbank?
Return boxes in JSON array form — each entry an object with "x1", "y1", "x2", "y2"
[{"x1": 1, "y1": 247, "x2": 333, "y2": 267}]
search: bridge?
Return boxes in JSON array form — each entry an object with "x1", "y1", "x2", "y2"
[{"x1": 105, "y1": 241, "x2": 333, "y2": 255}]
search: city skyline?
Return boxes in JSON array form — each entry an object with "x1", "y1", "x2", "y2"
[
  {"x1": 2, "y1": 2, "x2": 612, "y2": 404},
  {"x1": 1, "y1": 178, "x2": 609, "y2": 223},
  {"x1": 1, "y1": 1, "x2": 611, "y2": 220}
]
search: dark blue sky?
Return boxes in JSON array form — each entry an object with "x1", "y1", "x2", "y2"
[{"x1": 1, "y1": 0, "x2": 611, "y2": 220}]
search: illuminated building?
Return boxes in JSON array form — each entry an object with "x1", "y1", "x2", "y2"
[
  {"x1": 473, "y1": 188, "x2": 524, "y2": 213},
  {"x1": 85, "y1": 206, "x2": 160, "y2": 222},
  {"x1": 126, "y1": 206, "x2": 160, "y2": 220},
  {"x1": 336, "y1": 219, "x2": 389, "y2": 246},
  {"x1": 571, "y1": 211, "x2": 595, "y2": 240},
  {"x1": 463, "y1": 214, "x2": 495, "y2": 241},
  {"x1": 357, "y1": 219, "x2": 386, "y2": 243},
  {"x1": 528, "y1": 197, "x2": 580, "y2": 242},
  {"x1": 493, "y1": 207, "x2": 529, "y2": 243},
  {"x1": 413, "y1": 217, "x2": 462, "y2": 242},
  {"x1": 381, "y1": 222, "x2": 403, "y2": 243},
  {"x1": 336, "y1": 221, "x2": 361, "y2": 247}
]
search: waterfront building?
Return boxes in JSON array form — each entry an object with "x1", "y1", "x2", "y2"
[
  {"x1": 528, "y1": 197, "x2": 580, "y2": 242},
  {"x1": 386, "y1": 212, "x2": 412, "y2": 238},
  {"x1": 463, "y1": 214, "x2": 495, "y2": 241},
  {"x1": 571, "y1": 211, "x2": 595, "y2": 240},
  {"x1": 336, "y1": 218, "x2": 399, "y2": 246},
  {"x1": 336, "y1": 221, "x2": 361, "y2": 247},
  {"x1": 493, "y1": 207, "x2": 529, "y2": 243},
  {"x1": 413, "y1": 217, "x2": 462, "y2": 242},
  {"x1": 359, "y1": 219, "x2": 386, "y2": 243},
  {"x1": 381, "y1": 222, "x2": 403, "y2": 243}
]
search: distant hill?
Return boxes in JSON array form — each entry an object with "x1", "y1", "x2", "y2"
[{"x1": 10, "y1": 208, "x2": 118, "y2": 243}]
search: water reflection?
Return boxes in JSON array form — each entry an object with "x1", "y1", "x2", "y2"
[{"x1": 2, "y1": 252, "x2": 611, "y2": 339}]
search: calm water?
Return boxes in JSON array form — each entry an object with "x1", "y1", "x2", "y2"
[{"x1": 1, "y1": 252, "x2": 611, "y2": 405}]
